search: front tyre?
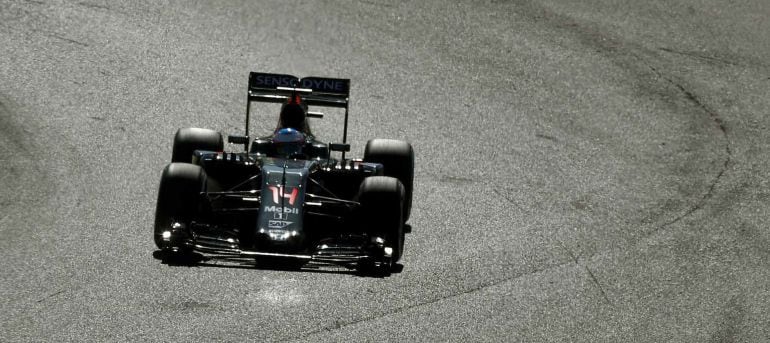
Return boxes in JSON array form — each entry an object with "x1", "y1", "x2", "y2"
[
  {"x1": 171, "y1": 128, "x2": 223, "y2": 163},
  {"x1": 358, "y1": 176, "x2": 405, "y2": 264},
  {"x1": 364, "y1": 139, "x2": 414, "y2": 222},
  {"x1": 153, "y1": 163, "x2": 206, "y2": 250}
]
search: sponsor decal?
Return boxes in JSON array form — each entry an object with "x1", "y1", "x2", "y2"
[
  {"x1": 268, "y1": 185, "x2": 299, "y2": 205},
  {"x1": 268, "y1": 220, "x2": 293, "y2": 229},
  {"x1": 300, "y1": 78, "x2": 348, "y2": 93},
  {"x1": 273, "y1": 212, "x2": 288, "y2": 220},
  {"x1": 253, "y1": 74, "x2": 297, "y2": 88},
  {"x1": 251, "y1": 73, "x2": 348, "y2": 94},
  {"x1": 263, "y1": 206, "x2": 299, "y2": 214}
]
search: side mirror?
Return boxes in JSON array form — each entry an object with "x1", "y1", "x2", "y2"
[
  {"x1": 329, "y1": 143, "x2": 350, "y2": 152},
  {"x1": 228, "y1": 135, "x2": 249, "y2": 145}
]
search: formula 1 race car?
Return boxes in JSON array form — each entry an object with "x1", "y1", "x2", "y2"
[{"x1": 153, "y1": 72, "x2": 414, "y2": 275}]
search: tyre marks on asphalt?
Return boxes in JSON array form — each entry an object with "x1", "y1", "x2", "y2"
[
  {"x1": 0, "y1": 96, "x2": 48, "y2": 229},
  {"x1": 643, "y1": 65, "x2": 732, "y2": 235},
  {"x1": 514, "y1": 0, "x2": 733, "y2": 241}
]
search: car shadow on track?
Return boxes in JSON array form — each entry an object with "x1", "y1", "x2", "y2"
[{"x1": 152, "y1": 250, "x2": 404, "y2": 277}]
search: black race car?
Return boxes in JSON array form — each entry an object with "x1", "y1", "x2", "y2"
[{"x1": 153, "y1": 72, "x2": 414, "y2": 275}]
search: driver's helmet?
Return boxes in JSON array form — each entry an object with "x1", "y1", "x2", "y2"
[{"x1": 273, "y1": 127, "x2": 306, "y2": 157}]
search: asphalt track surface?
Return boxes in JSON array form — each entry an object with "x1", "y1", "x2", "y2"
[{"x1": 2, "y1": 1, "x2": 769, "y2": 341}]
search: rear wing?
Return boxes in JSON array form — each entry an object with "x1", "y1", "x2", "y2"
[
  {"x1": 248, "y1": 72, "x2": 350, "y2": 108},
  {"x1": 244, "y1": 72, "x2": 352, "y2": 157}
]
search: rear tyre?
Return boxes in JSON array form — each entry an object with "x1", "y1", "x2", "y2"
[
  {"x1": 171, "y1": 128, "x2": 223, "y2": 163},
  {"x1": 358, "y1": 176, "x2": 405, "y2": 263},
  {"x1": 364, "y1": 139, "x2": 414, "y2": 222},
  {"x1": 153, "y1": 163, "x2": 206, "y2": 249}
]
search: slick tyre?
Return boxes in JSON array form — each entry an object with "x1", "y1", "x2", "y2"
[
  {"x1": 171, "y1": 128, "x2": 224, "y2": 163},
  {"x1": 364, "y1": 139, "x2": 414, "y2": 222},
  {"x1": 153, "y1": 163, "x2": 206, "y2": 249},
  {"x1": 358, "y1": 176, "x2": 405, "y2": 262}
]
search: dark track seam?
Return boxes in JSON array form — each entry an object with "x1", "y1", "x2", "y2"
[
  {"x1": 36, "y1": 290, "x2": 65, "y2": 303},
  {"x1": 492, "y1": 187, "x2": 526, "y2": 212},
  {"x1": 583, "y1": 265, "x2": 612, "y2": 307},
  {"x1": 76, "y1": 1, "x2": 112, "y2": 11},
  {"x1": 658, "y1": 47, "x2": 739, "y2": 66},
  {"x1": 44, "y1": 32, "x2": 89, "y2": 47},
  {"x1": 557, "y1": 240, "x2": 614, "y2": 307},
  {"x1": 280, "y1": 258, "x2": 577, "y2": 342}
]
